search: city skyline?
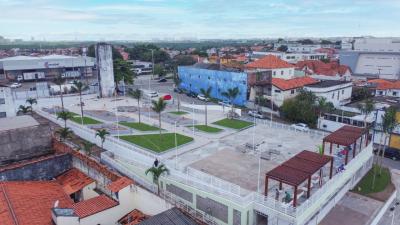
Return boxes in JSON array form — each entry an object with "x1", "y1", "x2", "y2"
[{"x1": 1, "y1": 0, "x2": 400, "y2": 41}]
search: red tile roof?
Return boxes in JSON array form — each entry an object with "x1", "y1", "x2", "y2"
[
  {"x1": 296, "y1": 60, "x2": 350, "y2": 77},
  {"x1": 72, "y1": 195, "x2": 118, "y2": 218},
  {"x1": 368, "y1": 79, "x2": 400, "y2": 90},
  {"x1": 118, "y1": 209, "x2": 149, "y2": 225},
  {"x1": 56, "y1": 168, "x2": 95, "y2": 195},
  {"x1": 107, "y1": 177, "x2": 134, "y2": 193},
  {"x1": 0, "y1": 181, "x2": 74, "y2": 225},
  {"x1": 272, "y1": 76, "x2": 318, "y2": 91},
  {"x1": 246, "y1": 55, "x2": 295, "y2": 69}
]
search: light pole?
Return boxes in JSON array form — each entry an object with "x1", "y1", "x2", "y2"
[
  {"x1": 192, "y1": 101, "x2": 195, "y2": 136},
  {"x1": 175, "y1": 121, "x2": 178, "y2": 169}
]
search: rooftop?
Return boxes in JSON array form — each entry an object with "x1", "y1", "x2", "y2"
[
  {"x1": 107, "y1": 177, "x2": 134, "y2": 193},
  {"x1": 190, "y1": 63, "x2": 242, "y2": 72},
  {"x1": 118, "y1": 209, "x2": 149, "y2": 225},
  {"x1": 246, "y1": 55, "x2": 295, "y2": 69},
  {"x1": 272, "y1": 76, "x2": 318, "y2": 91},
  {"x1": 56, "y1": 168, "x2": 95, "y2": 195},
  {"x1": 296, "y1": 60, "x2": 350, "y2": 76},
  {"x1": 0, "y1": 115, "x2": 39, "y2": 132},
  {"x1": 138, "y1": 207, "x2": 199, "y2": 225},
  {"x1": 305, "y1": 80, "x2": 352, "y2": 88},
  {"x1": 72, "y1": 195, "x2": 118, "y2": 218},
  {"x1": 368, "y1": 79, "x2": 400, "y2": 90}
]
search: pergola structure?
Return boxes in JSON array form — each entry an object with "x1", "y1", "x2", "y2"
[
  {"x1": 265, "y1": 150, "x2": 333, "y2": 207},
  {"x1": 322, "y1": 125, "x2": 367, "y2": 165}
]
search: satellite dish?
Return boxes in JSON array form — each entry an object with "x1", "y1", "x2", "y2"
[{"x1": 54, "y1": 200, "x2": 59, "y2": 208}]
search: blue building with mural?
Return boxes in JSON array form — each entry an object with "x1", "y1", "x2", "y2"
[{"x1": 178, "y1": 64, "x2": 248, "y2": 106}]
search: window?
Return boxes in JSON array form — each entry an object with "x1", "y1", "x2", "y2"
[
  {"x1": 342, "y1": 90, "x2": 344, "y2": 94},
  {"x1": 332, "y1": 92, "x2": 335, "y2": 99},
  {"x1": 0, "y1": 98, "x2": 5, "y2": 104},
  {"x1": 0, "y1": 112, "x2": 6, "y2": 118},
  {"x1": 291, "y1": 90, "x2": 295, "y2": 94},
  {"x1": 281, "y1": 71, "x2": 284, "y2": 75},
  {"x1": 379, "y1": 91, "x2": 383, "y2": 95},
  {"x1": 274, "y1": 89, "x2": 281, "y2": 93},
  {"x1": 273, "y1": 71, "x2": 276, "y2": 76},
  {"x1": 393, "y1": 92, "x2": 397, "y2": 96}
]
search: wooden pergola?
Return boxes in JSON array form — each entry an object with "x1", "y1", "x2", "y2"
[
  {"x1": 322, "y1": 125, "x2": 367, "y2": 165},
  {"x1": 265, "y1": 150, "x2": 333, "y2": 207}
]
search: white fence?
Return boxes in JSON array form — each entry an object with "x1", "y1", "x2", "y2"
[{"x1": 256, "y1": 119, "x2": 329, "y2": 138}]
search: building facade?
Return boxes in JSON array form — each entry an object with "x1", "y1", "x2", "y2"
[
  {"x1": 252, "y1": 51, "x2": 327, "y2": 64},
  {"x1": 304, "y1": 80, "x2": 353, "y2": 107},
  {"x1": 0, "y1": 85, "x2": 15, "y2": 117}
]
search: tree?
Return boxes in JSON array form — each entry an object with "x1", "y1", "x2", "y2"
[
  {"x1": 95, "y1": 129, "x2": 110, "y2": 151},
  {"x1": 87, "y1": 44, "x2": 123, "y2": 60},
  {"x1": 315, "y1": 97, "x2": 334, "y2": 128},
  {"x1": 298, "y1": 39, "x2": 314, "y2": 45},
  {"x1": 128, "y1": 89, "x2": 143, "y2": 123},
  {"x1": 200, "y1": 86, "x2": 212, "y2": 126},
  {"x1": 379, "y1": 107, "x2": 397, "y2": 175},
  {"x1": 26, "y1": 98, "x2": 37, "y2": 109},
  {"x1": 222, "y1": 87, "x2": 240, "y2": 118},
  {"x1": 154, "y1": 64, "x2": 166, "y2": 78},
  {"x1": 55, "y1": 127, "x2": 73, "y2": 142},
  {"x1": 17, "y1": 105, "x2": 32, "y2": 115},
  {"x1": 277, "y1": 45, "x2": 288, "y2": 52},
  {"x1": 151, "y1": 98, "x2": 167, "y2": 138},
  {"x1": 53, "y1": 75, "x2": 66, "y2": 110},
  {"x1": 71, "y1": 80, "x2": 89, "y2": 124},
  {"x1": 357, "y1": 98, "x2": 375, "y2": 132},
  {"x1": 57, "y1": 111, "x2": 73, "y2": 128},
  {"x1": 173, "y1": 75, "x2": 182, "y2": 112},
  {"x1": 80, "y1": 140, "x2": 95, "y2": 156},
  {"x1": 352, "y1": 87, "x2": 373, "y2": 101},
  {"x1": 145, "y1": 164, "x2": 169, "y2": 195},
  {"x1": 113, "y1": 59, "x2": 135, "y2": 93},
  {"x1": 281, "y1": 91, "x2": 320, "y2": 127},
  {"x1": 321, "y1": 40, "x2": 333, "y2": 45}
]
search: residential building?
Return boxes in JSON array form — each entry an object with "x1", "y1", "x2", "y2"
[
  {"x1": 367, "y1": 79, "x2": 400, "y2": 97},
  {"x1": 285, "y1": 43, "x2": 322, "y2": 53},
  {"x1": 296, "y1": 60, "x2": 352, "y2": 81},
  {"x1": 0, "y1": 55, "x2": 95, "y2": 82},
  {"x1": 339, "y1": 38, "x2": 400, "y2": 80},
  {"x1": 0, "y1": 85, "x2": 15, "y2": 117},
  {"x1": 318, "y1": 110, "x2": 374, "y2": 132},
  {"x1": 314, "y1": 48, "x2": 339, "y2": 59},
  {"x1": 245, "y1": 55, "x2": 296, "y2": 80},
  {"x1": 252, "y1": 51, "x2": 327, "y2": 64},
  {"x1": 304, "y1": 80, "x2": 353, "y2": 107},
  {"x1": 178, "y1": 63, "x2": 248, "y2": 106}
]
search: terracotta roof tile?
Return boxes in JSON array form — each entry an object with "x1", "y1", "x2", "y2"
[
  {"x1": 246, "y1": 55, "x2": 295, "y2": 69},
  {"x1": 368, "y1": 79, "x2": 400, "y2": 90},
  {"x1": 119, "y1": 209, "x2": 149, "y2": 225},
  {"x1": 72, "y1": 195, "x2": 118, "y2": 218},
  {"x1": 107, "y1": 177, "x2": 134, "y2": 193},
  {"x1": 272, "y1": 76, "x2": 318, "y2": 91},
  {"x1": 0, "y1": 181, "x2": 73, "y2": 225},
  {"x1": 56, "y1": 168, "x2": 95, "y2": 195},
  {"x1": 296, "y1": 60, "x2": 350, "y2": 77}
]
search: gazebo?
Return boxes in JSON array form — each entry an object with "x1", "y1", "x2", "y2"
[
  {"x1": 322, "y1": 125, "x2": 367, "y2": 165},
  {"x1": 265, "y1": 150, "x2": 333, "y2": 207}
]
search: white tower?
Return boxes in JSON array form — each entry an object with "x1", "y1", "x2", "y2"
[{"x1": 95, "y1": 43, "x2": 115, "y2": 97}]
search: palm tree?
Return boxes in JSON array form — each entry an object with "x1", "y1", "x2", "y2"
[
  {"x1": 379, "y1": 106, "x2": 397, "y2": 175},
  {"x1": 151, "y1": 98, "x2": 167, "y2": 138},
  {"x1": 57, "y1": 111, "x2": 73, "y2": 128},
  {"x1": 95, "y1": 129, "x2": 109, "y2": 151},
  {"x1": 145, "y1": 164, "x2": 169, "y2": 195},
  {"x1": 53, "y1": 75, "x2": 66, "y2": 110},
  {"x1": 357, "y1": 98, "x2": 375, "y2": 134},
  {"x1": 71, "y1": 80, "x2": 89, "y2": 124},
  {"x1": 128, "y1": 89, "x2": 143, "y2": 123},
  {"x1": 17, "y1": 105, "x2": 32, "y2": 115},
  {"x1": 315, "y1": 97, "x2": 334, "y2": 128},
  {"x1": 173, "y1": 75, "x2": 182, "y2": 112},
  {"x1": 80, "y1": 140, "x2": 95, "y2": 156},
  {"x1": 222, "y1": 87, "x2": 240, "y2": 118},
  {"x1": 26, "y1": 98, "x2": 37, "y2": 110},
  {"x1": 55, "y1": 127, "x2": 73, "y2": 142},
  {"x1": 200, "y1": 86, "x2": 212, "y2": 126}
]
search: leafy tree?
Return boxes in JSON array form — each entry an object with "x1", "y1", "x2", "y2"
[
  {"x1": 277, "y1": 45, "x2": 288, "y2": 52},
  {"x1": 315, "y1": 97, "x2": 334, "y2": 128},
  {"x1": 55, "y1": 127, "x2": 73, "y2": 142},
  {"x1": 298, "y1": 39, "x2": 314, "y2": 45},
  {"x1": 71, "y1": 80, "x2": 89, "y2": 124},
  {"x1": 151, "y1": 98, "x2": 167, "y2": 138},
  {"x1": 56, "y1": 111, "x2": 73, "y2": 128},
  {"x1": 352, "y1": 87, "x2": 373, "y2": 101},
  {"x1": 128, "y1": 89, "x2": 143, "y2": 123},
  {"x1": 379, "y1": 107, "x2": 397, "y2": 175},
  {"x1": 126, "y1": 44, "x2": 170, "y2": 63},
  {"x1": 80, "y1": 140, "x2": 95, "y2": 156},
  {"x1": 200, "y1": 86, "x2": 212, "y2": 126},
  {"x1": 95, "y1": 129, "x2": 110, "y2": 151},
  {"x1": 153, "y1": 64, "x2": 166, "y2": 78},
  {"x1": 26, "y1": 98, "x2": 37, "y2": 109},
  {"x1": 173, "y1": 55, "x2": 196, "y2": 66},
  {"x1": 17, "y1": 105, "x2": 32, "y2": 115},
  {"x1": 113, "y1": 59, "x2": 135, "y2": 93},
  {"x1": 321, "y1": 40, "x2": 333, "y2": 45},
  {"x1": 145, "y1": 164, "x2": 169, "y2": 195},
  {"x1": 357, "y1": 98, "x2": 375, "y2": 131},
  {"x1": 53, "y1": 75, "x2": 66, "y2": 110},
  {"x1": 222, "y1": 87, "x2": 240, "y2": 118},
  {"x1": 192, "y1": 49, "x2": 208, "y2": 57}
]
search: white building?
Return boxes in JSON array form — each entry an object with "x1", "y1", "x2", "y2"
[
  {"x1": 245, "y1": 55, "x2": 296, "y2": 80},
  {"x1": 0, "y1": 85, "x2": 16, "y2": 117},
  {"x1": 304, "y1": 80, "x2": 353, "y2": 107},
  {"x1": 287, "y1": 44, "x2": 322, "y2": 53},
  {"x1": 354, "y1": 37, "x2": 400, "y2": 52},
  {"x1": 252, "y1": 51, "x2": 327, "y2": 64}
]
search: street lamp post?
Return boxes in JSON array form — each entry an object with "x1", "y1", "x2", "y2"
[{"x1": 175, "y1": 121, "x2": 178, "y2": 169}]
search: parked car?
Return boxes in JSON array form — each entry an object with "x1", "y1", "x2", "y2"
[
  {"x1": 186, "y1": 91, "x2": 197, "y2": 98},
  {"x1": 173, "y1": 88, "x2": 183, "y2": 93},
  {"x1": 197, "y1": 94, "x2": 209, "y2": 101},
  {"x1": 290, "y1": 123, "x2": 310, "y2": 131},
  {"x1": 145, "y1": 91, "x2": 159, "y2": 98},
  {"x1": 248, "y1": 110, "x2": 266, "y2": 119},
  {"x1": 158, "y1": 78, "x2": 167, "y2": 83},
  {"x1": 218, "y1": 100, "x2": 232, "y2": 108},
  {"x1": 374, "y1": 147, "x2": 400, "y2": 160},
  {"x1": 10, "y1": 83, "x2": 22, "y2": 88}
]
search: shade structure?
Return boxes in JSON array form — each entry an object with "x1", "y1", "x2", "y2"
[{"x1": 323, "y1": 125, "x2": 366, "y2": 147}]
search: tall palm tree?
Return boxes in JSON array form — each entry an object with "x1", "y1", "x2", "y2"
[
  {"x1": 151, "y1": 98, "x2": 167, "y2": 138},
  {"x1": 379, "y1": 106, "x2": 397, "y2": 175},
  {"x1": 173, "y1": 75, "x2": 182, "y2": 112},
  {"x1": 357, "y1": 98, "x2": 375, "y2": 134},
  {"x1": 26, "y1": 98, "x2": 37, "y2": 109},
  {"x1": 17, "y1": 105, "x2": 32, "y2": 115},
  {"x1": 53, "y1": 75, "x2": 66, "y2": 110},
  {"x1": 315, "y1": 97, "x2": 334, "y2": 128},
  {"x1": 145, "y1": 164, "x2": 169, "y2": 195},
  {"x1": 95, "y1": 129, "x2": 109, "y2": 151},
  {"x1": 222, "y1": 87, "x2": 240, "y2": 118},
  {"x1": 55, "y1": 127, "x2": 73, "y2": 142},
  {"x1": 80, "y1": 140, "x2": 95, "y2": 156},
  {"x1": 200, "y1": 86, "x2": 212, "y2": 126},
  {"x1": 57, "y1": 111, "x2": 73, "y2": 128},
  {"x1": 128, "y1": 89, "x2": 143, "y2": 123},
  {"x1": 71, "y1": 80, "x2": 89, "y2": 124}
]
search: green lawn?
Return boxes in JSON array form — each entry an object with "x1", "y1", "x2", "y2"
[
  {"x1": 169, "y1": 111, "x2": 188, "y2": 115},
  {"x1": 70, "y1": 116, "x2": 102, "y2": 125},
  {"x1": 119, "y1": 122, "x2": 160, "y2": 131},
  {"x1": 119, "y1": 133, "x2": 194, "y2": 152},
  {"x1": 67, "y1": 111, "x2": 80, "y2": 117},
  {"x1": 212, "y1": 118, "x2": 254, "y2": 130},
  {"x1": 352, "y1": 165, "x2": 391, "y2": 195},
  {"x1": 191, "y1": 125, "x2": 223, "y2": 133}
]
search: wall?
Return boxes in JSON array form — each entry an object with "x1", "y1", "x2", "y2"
[
  {"x1": 355, "y1": 53, "x2": 400, "y2": 79},
  {"x1": 271, "y1": 68, "x2": 295, "y2": 80},
  {"x1": 178, "y1": 66, "x2": 248, "y2": 106},
  {"x1": 0, "y1": 153, "x2": 71, "y2": 181},
  {"x1": 304, "y1": 83, "x2": 352, "y2": 107},
  {"x1": 354, "y1": 38, "x2": 400, "y2": 52},
  {"x1": 0, "y1": 123, "x2": 53, "y2": 165},
  {"x1": 129, "y1": 185, "x2": 172, "y2": 215},
  {"x1": 0, "y1": 87, "x2": 15, "y2": 117},
  {"x1": 95, "y1": 43, "x2": 115, "y2": 97},
  {"x1": 271, "y1": 85, "x2": 298, "y2": 107}
]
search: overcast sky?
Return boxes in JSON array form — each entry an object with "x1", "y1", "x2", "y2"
[{"x1": 1, "y1": 0, "x2": 400, "y2": 41}]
